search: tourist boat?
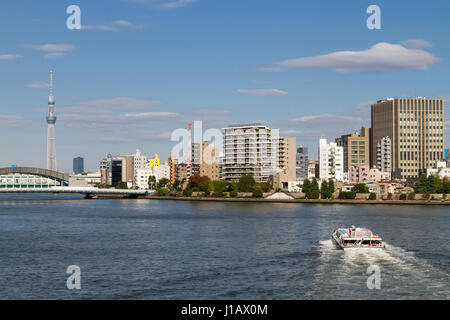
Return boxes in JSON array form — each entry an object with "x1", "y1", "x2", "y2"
[{"x1": 332, "y1": 225, "x2": 385, "y2": 250}]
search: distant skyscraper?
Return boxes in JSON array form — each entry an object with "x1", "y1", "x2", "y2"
[
  {"x1": 73, "y1": 157, "x2": 84, "y2": 174},
  {"x1": 296, "y1": 147, "x2": 308, "y2": 180},
  {"x1": 46, "y1": 70, "x2": 57, "y2": 171},
  {"x1": 371, "y1": 98, "x2": 445, "y2": 178}
]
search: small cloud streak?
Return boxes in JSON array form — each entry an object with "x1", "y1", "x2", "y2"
[
  {"x1": 401, "y1": 39, "x2": 433, "y2": 49},
  {"x1": 158, "y1": 0, "x2": 197, "y2": 9},
  {"x1": 259, "y1": 42, "x2": 438, "y2": 73},
  {"x1": 25, "y1": 81, "x2": 49, "y2": 89},
  {"x1": 0, "y1": 54, "x2": 22, "y2": 60},
  {"x1": 0, "y1": 115, "x2": 30, "y2": 127},
  {"x1": 27, "y1": 44, "x2": 74, "y2": 52},
  {"x1": 26, "y1": 44, "x2": 74, "y2": 58},
  {"x1": 235, "y1": 89, "x2": 288, "y2": 96},
  {"x1": 81, "y1": 20, "x2": 146, "y2": 31}
]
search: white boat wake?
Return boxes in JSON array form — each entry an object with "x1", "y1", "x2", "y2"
[{"x1": 308, "y1": 240, "x2": 449, "y2": 299}]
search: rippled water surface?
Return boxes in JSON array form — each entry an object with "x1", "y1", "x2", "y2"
[{"x1": 0, "y1": 194, "x2": 448, "y2": 299}]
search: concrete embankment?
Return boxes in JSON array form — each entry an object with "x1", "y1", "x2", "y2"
[{"x1": 98, "y1": 194, "x2": 450, "y2": 205}]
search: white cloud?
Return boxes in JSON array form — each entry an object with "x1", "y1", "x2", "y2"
[
  {"x1": 260, "y1": 42, "x2": 438, "y2": 73},
  {"x1": 287, "y1": 114, "x2": 368, "y2": 127},
  {"x1": 0, "y1": 115, "x2": 30, "y2": 127},
  {"x1": 124, "y1": 112, "x2": 180, "y2": 119},
  {"x1": 0, "y1": 54, "x2": 22, "y2": 60},
  {"x1": 25, "y1": 81, "x2": 49, "y2": 89},
  {"x1": 44, "y1": 52, "x2": 66, "y2": 59},
  {"x1": 81, "y1": 25, "x2": 118, "y2": 31},
  {"x1": 27, "y1": 44, "x2": 74, "y2": 52},
  {"x1": 26, "y1": 44, "x2": 74, "y2": 59},
  {"x1": 158, "y1": 0, "x2": 197, "y2": 9},
  {"x1": 401, "y1": 39, "x2": 433, "y2": 49},
  {"x1": 112, "y1": 20, "x2": 133, "y2": 27},
  {"x1": 235, "y1": 89, "x2": 288, "y2": 96},
  {"x1": 80, "y1": 97, "x2": 160, "y2": 110},
  {"x1": 81, "y1": 20, "x2": 146, "y2": 31}
]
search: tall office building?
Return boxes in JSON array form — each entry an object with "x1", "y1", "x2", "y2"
[
  {"x1": 46, "y1": 70, "x2": 57, "y2": 171},
  {"x1": 73, "y1": 157, "x2": 84, "y2": 174},
  {"x1": 318, "y1": 138, "x2": 344, "y2": 181},
  {"x1": 222, "y1": 124, "x2": 275, "y2": 182},
  {"x1": 296, "y1": 147, "x2": 308, "y2": 180},
  {"x1": 336, "y1": 127, "x2": 370, "y2": 173},
  {"x1": 371, "y1": 98, "x2": 445, "y2": 178}
]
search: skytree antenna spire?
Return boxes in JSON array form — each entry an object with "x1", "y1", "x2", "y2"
[{"x1": 46, "y1": 69, "x2": 57, "y2": 171}]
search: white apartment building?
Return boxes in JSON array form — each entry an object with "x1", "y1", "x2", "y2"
[
  {"x1": 132, "y1": 149, "x2": 147, "y2": 170},
  {"x1": 152, "y1": 164, "x2": 171, "y2": 181},
  {"x1": 134, "y1": 168, "x2": 157, "y2": 190},
  {"x1": 377, "y1": 137, "x2": 392, "y2": 173},
  {"x1": 222, "y1": 124, "x2": 275, "y2": 182},
  {"x1": 427, "y1": 161, "x2": 450, "y2": 179},
  {"x1": 318, "y1": 138, "x2": 344, "y2": 181}
]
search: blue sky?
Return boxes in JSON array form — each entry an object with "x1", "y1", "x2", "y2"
[{"x1": 0, "y1": 0, "x2": 449, "y2": 172}]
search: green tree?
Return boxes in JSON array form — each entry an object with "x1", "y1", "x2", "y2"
[
  {"x1": 115, "y1": 181, "x2": 128, "y2": 189},
  {"x1": 157, "y1": 178, "x2": 170, "y2": 188},
  {"x1": 238, "y1": 175, "x2": 256, "y2": 192},
  {"x1": 156, "y1": 187, "x2": 169, "y2": 196},
  {"x1": 258, "y1": 182, "x2": 273, "y2": 193},
  {"x1": 399, "y1": 193, "x2": 407, "y2": 200},
  {"x1": 352, "y1": 183, "x2": 369, "y2": 193},
  {"x1": 252, "y1": 187, "x2": 263, "y2": 198},
  {"x1": 338, "y1": 191, "x2": 356, "y2": 199},
  {"x1": 183, "y1": 186, "x2": 192, "y2": 197},
  {"x1": 320, "y1": 180, "x2": 328, "y2": 198},
  {"x1": 414, "y1": 174, "x2": 428, "y2": 194},
  {"x1": 302, "y1": 179, "x2": 311, "y2": 194},
  {"x1": 368, "y1": 193, "x2": 377, "y2": 200},
  {"x1": 189, "y1": 175, "x2": 211, "y2": 192},
  {"x1": 148, "y1": 176, "x2": 157, "y2": 190},
  {"x1": 328, "y1": 179, "x2": 335, "y2": 194},
  {"x1": 173, "y1": 180, "x2": 181, "y2": 191}
]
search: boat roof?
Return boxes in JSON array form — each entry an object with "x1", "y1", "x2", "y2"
[{"x1": 336, "y1": 227, "x2": 382, "y2": 240}]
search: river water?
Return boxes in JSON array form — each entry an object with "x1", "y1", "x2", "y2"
[{"x1": 0, "y1": 194, "x2": 448, "y2": 299}]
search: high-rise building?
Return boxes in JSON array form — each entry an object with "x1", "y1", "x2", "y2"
[
  {"x1": 222, "y1": 124, "x2": 275, "y2": 182},
  {"x1": 100, "y1": 155, "x2": 112, "y2": 185},
  {"x1": 296, "y1": 147, "x2": 308, "y2": 180},
  {"x1": 111, "y1": 154, "x2": 134, "y2": 186},
  {"x1": 191, "y1": 141, "x2": 221, "y2": 180},
  {"x1": 175, "y1": 163, "x2": 190, "y2": 182},
  {"x1": 46, "y1": 70, "x2": 57, "y2": 171},
  {"x1": 168, "y1": 152, "x2": 178, "y2": 184},
  {"x1": 318, "y1": 138, "x2": 344, "y2": 181},
  {"x1": 376, "y1": 136, "x2": 392, "y2": 173},
  {"x1": 272, "y1": 137, "x2": 296, "y2": 188},
  {"x1": 73, "y1": 157, "x2": 84, "y2": 174},
  {"x1": 153, "y1": 164, "x2": 171, "y2": 181},
  {"x1": 336, "y1": 127, "x2": 370, "y2": 173},
  {"x1": 371, "y1": 98, "x2": 445, "y2": 178},
  {"x1": 132, "y1": 149, "x2": 147, "y2": 171}
]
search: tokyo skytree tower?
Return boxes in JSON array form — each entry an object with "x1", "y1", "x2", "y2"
[{"x1": 46, "y1": 70, "x2": 57, "y2": 171}]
